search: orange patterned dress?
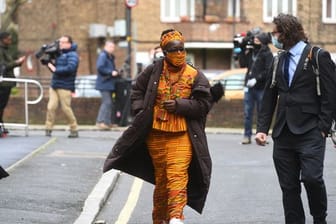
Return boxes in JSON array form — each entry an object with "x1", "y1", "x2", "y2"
[{"x1": 147, "y1": 61, "x2": 198, "y2": 224}]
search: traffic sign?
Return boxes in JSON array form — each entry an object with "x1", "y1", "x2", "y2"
[{"x1": 125, "y1": 0, "x2": 138, "y2": 8}]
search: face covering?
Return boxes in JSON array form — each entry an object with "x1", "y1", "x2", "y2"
[
  {"x1": 271, "y1": 35, "x2": 283, "y2": 49},
  {"x1": 254, "y1": 44, "x2": 261, "y2": 50},
  {"x1": 165, "y1": 51, "x2": 186, "y2": 68}
]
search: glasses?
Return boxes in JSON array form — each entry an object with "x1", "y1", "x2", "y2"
[{"x1": 165, "y1": 47, "x2": 185, "y2": 53}]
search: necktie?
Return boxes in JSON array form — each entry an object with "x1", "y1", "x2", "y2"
[{"x1": 284, "y1": 52, "x2": 291, "y2": 86}]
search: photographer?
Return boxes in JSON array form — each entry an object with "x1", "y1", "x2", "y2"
[
  {"x1": 44, "y1": 35, "x2": 79, "y2": 138},
  {"x1": 237, "y1": 31, "x2": 273, "y2": 144},
  {"x1": 0, "y1": 31, "x2": 25, "y2": 137}
]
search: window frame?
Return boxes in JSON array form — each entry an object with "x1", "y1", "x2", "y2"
[
  {"x1": 263, "y1": 0, "x2": 297, "y2": 23},
  {"x1": 160, "y1": 0, "x2": 195, "y2": 23},
  {"x1": 322, "y1": 0, "x2": 336, "y2": 23},
  {"x1": 227, "y1": 0, "x2": 241, "y2": 18}
]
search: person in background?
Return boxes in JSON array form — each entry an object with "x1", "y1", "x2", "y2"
[
  {"x1": 238, "y1": 31, "x2": 273, "y2": 144},
  {"x1": 95, "y1": 40, "x2": 119, "y2": 130},
  {"x1": 151, "y1": 45, "x2": 164, "y2": 62},
  {"x1": 103, "y1": 29, "x2": 222, "y2": 224},
  {"x1": 0, "y1": 31, "x2": 25, "y2": 137},
  {"x1": 0, "y1": 165, "x2": 9, "y2": 179},
  {"x1": 255, "y1": 14, "x2": 336, "y2": 224},
  {"x1": 45, "y1": 35, "x2": 79, "y2": 138}
]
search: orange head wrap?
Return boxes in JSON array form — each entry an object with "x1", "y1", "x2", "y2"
[{"x1": 160, "y1": 30, "x2": 185, "y2": 49}]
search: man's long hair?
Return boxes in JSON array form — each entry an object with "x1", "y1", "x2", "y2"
[{"x1": 273, "y1": 13, "x2": 308, "y2": 49}]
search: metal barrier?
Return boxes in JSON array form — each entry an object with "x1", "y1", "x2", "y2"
[{"x1": 1, "y1": 77, "x2": 43, "y2": 136}]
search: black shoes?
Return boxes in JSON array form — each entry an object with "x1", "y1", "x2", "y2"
[
  {"x1": 45, "y1": 130, "x2": 79, "y2": 138},
  {"x1": 0, "y1": 124, "x2": 9, "y2": 138}
]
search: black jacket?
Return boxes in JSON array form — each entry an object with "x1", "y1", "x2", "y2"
[
  {"x1": 0, "y1": 43, "x2": 20, "y2": 88},
  {"x1": 257, "y1": 44, "x2": 336, "y2": 137},
  {"x1": 239, "y1": 45, "x2": 273, "y2": 90}
]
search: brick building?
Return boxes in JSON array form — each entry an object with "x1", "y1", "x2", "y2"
[{"x1": 15, "y1": 0, "x2": 336, "y2": 79}]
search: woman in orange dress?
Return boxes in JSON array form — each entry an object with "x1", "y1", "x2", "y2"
[{"x1": 104, "y1": 29, "x2": 223, "y2": 224}]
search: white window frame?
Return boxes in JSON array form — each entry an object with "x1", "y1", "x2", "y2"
[
  {"x1": 322, "y1": 0, "x2": 336, "y2": 23},
  {"x1": 263, "y1": 0, "x2": 297, "y2": 23},
  {"x1": 160, "y1": 0, "x2": 195, "y2": 23},
  {"x1": 228, "y1": 0, "x2": 241, "y2": 18}
]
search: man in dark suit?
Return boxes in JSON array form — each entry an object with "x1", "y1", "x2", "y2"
[{"x1": 255, "y1": 14, "x2": 336, "y2": 224}]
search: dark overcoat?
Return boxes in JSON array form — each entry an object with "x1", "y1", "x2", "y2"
[{"x1": 103, "y1": 59, "x2": 213, "y2": 213}]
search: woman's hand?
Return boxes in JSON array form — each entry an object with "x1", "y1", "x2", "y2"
[{"x1": 163, "y1": 100, "x2": 176, "y2": 113}]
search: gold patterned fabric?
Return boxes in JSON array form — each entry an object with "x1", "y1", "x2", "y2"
[
  {"x1": 160, "y1": 30, "x2": 185, "y2": 49},
  {"x1": 152, "y1": 62, "x2": 197, "y2": 132},
  {"x1": 146, "y1": 130, "x2": 192, "y2": 224}
]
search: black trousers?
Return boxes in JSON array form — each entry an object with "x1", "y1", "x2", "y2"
[
  {"x1": 273, "y1": 125, "x2": 327, "y2": 224},
  {"x1": 0, "y1": 86, "x2": 12, "y2": 123}
]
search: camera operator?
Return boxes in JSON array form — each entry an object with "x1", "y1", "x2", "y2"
[
  {"x1": 0, "y1": 31, "x2": 26, "y2": 137},
  {"x1": 44, "y1": 35, "x2": 79, "y2": 138},
  {"x1": 237, "y1": 31, "x2": 273, "y2": 144}
]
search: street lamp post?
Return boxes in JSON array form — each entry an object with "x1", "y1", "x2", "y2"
[{"x1": 124, "y1": 0, "x2": 138, "y2": 78}]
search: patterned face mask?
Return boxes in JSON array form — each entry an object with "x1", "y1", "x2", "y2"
[{"x1": 165, "y1": 50, "x2": 186, "y2": 67}]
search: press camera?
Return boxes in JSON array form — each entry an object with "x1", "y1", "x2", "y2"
[
  {"x1": 232, "y1": 27, "x2": 261, "y2": 60},
  {"x1": 35, "y1": 41, "x2": 60, "y2": 65}
]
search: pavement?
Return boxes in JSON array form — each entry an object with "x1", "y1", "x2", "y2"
[{"x1": 0, "y1": 125, "x2": 242, "y2": 224}]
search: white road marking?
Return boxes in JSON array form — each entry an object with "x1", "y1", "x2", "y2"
[{"x1": 115, "y1": 177, "x2": 144, "y2": 224}]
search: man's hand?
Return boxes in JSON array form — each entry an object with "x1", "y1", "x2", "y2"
[
  {"x1": 15, "y1": 56, "x2": 26, "y2": 65},
  {"x1": 112, "y1": 70, "x2": 118, "y2": 77},
  {"x1": 246, "y1": 78, "x2": 257, "y2": 87},
  {"x1": 47, "y1": 62, "x2": 56, "y2": 72},
  {"x1": 255, "y1": 132, "x2": 267, "y2": 146},
  {"x1": 163, "y1": 100, "x2": 176, "y2": 113}
]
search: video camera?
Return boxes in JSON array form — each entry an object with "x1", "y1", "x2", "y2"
[
  {"x1": 35, "y1": 40, "x2": 60, "y2": 65},
  {"x1": 232, "y1": 27, "x2": 262, "y2": 60}
]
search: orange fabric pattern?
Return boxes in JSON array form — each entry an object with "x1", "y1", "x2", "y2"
[
  {"x1": 152, "y1": 63, "x2": 197, "y2": 132},
  {"x1": 160, "y1": 30, "x2": 185, "y2": 48},
  {"x1": 146, "y1": 130, "x2": 192, "y2": 224}
]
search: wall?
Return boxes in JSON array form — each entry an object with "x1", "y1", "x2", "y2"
[{"x1": 4, "y1": 97, "x2": 245, "y2": 128}]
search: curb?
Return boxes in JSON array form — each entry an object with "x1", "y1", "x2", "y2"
[{"x1": 74, "y1": 169, "x2": 120, "y2": 224}]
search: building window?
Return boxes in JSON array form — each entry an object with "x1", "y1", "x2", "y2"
[
  {"x1": 323, "y1": 0, "x2": 336, "y2": 23},
  {"x1": 263, "y1": 0, "x2": 297, "y2": 23},
  {"x1": 160, "y1": 0, "x2": 195, "y2": 22},
  {"x1": 228, "y1": 0, "x2": 240, "y2": 18}
]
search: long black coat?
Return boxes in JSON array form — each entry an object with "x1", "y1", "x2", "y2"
[
  {"x1": 103, "y1": 59, "x2": 213, "y2": 213},
  {"x1": 257, "y1": 44, "x2": 336, "y2": 137}
]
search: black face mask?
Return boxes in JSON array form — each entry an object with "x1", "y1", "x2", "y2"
[{"x1": 254, "y1": 44, "x2": 261, "y2": 50}]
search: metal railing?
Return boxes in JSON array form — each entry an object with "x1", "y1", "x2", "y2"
[{"x1": 1, "y1": 77, "x2": 43, "y2": 136}]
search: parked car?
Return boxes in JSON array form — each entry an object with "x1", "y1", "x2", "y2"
[
  {"x1": 209, "y1": 68, "x2": 247, "y2": 100},
  {"x1": 74, "y1": 75, "x2": 100, "y2": 98},
  {"x1": 201, "y1": 69, "x2": 225, "y2": 81}
]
